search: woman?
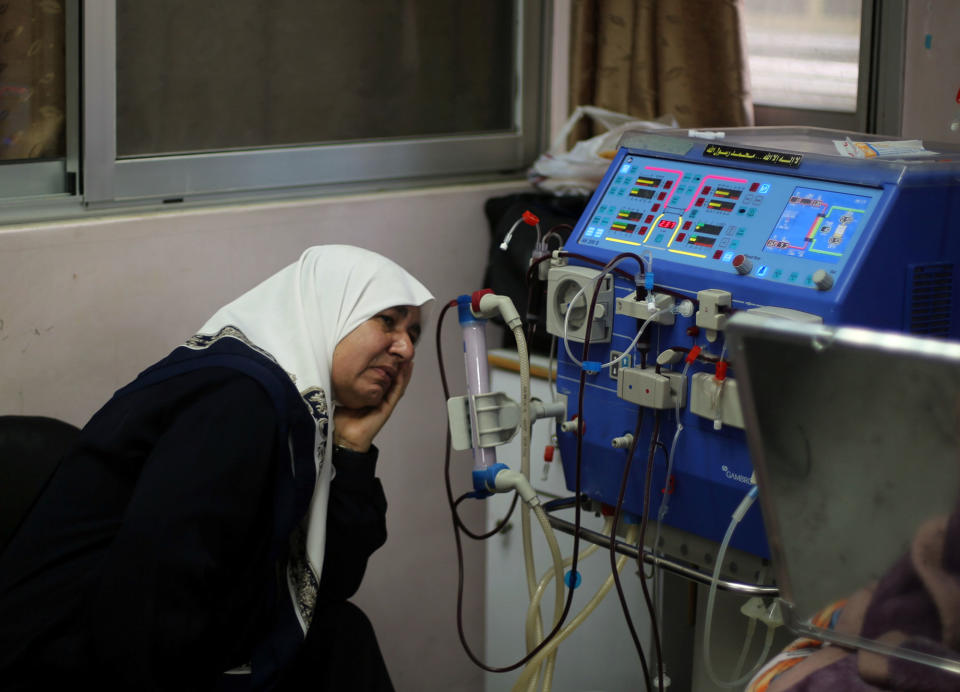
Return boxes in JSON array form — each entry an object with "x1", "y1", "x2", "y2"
[{"x1": 0, "y1": 245, "x2": 433, "y2": 690}]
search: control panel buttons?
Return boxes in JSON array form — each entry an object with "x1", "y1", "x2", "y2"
[
  {"x1": 732, "y1": 255, "x2": 753, "y2": 275},
  {"x1": 812, "y1": 269, "x2": 834, "y2": 291}
]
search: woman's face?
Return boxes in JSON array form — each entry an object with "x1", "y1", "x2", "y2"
[{"x1": 331, "y1": 305, "x2": 422, "y2": 408}]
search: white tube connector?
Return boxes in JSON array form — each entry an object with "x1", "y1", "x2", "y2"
[
  {"x1": 493, "y1": 468, "x2": 540, "y2": 506},
  {"x1": 611, "y1": 433, "x2": 634, "y2": 449},
  {"x1": 477, "y1": 293, "x2": 523, "y2": 331},
  {"x1": 530, "y1": 398, "x2": 566, "y2": 423},
  {"x1": 657, "y1": 349, "x2": 686, "y2": 367}
]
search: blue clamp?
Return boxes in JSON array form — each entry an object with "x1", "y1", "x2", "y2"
[
  {"x1": 564, "y1": 569, "x2": 582, "y2": 589},
  {"x1": 582, "y1": 360, "x2": 601, "y2": 375},
  {"x1": 644, "y1": 272, "x2": 655, "y2": 292},
  {"x1": 471, "y1": 463, "x2": 509, "y2": 499}
]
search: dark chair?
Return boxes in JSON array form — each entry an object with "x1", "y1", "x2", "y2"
[{"x1": 0, "y1": 415, "x2": 81, "y2": 552}]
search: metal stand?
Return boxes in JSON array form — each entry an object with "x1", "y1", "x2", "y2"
[{"x1": 541, "y1": 496, "x2": 779, "y2": 597}]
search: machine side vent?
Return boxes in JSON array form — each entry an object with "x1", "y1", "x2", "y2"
[{"x1": 907, "y1": 263, "x2": 954, "y2": 337}]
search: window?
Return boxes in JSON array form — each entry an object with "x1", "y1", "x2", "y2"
[
  {"x1": 742, "y1": 0, "x2": 907, "y2": 135},
  {"x1": 116, "y1": 3, "x2": 517, "y2": 156},
  {"x1": 0, "y1": 0, "x2": 78, "y2": 200},
  {"x1": 743, "y1": 0, "x2": 861, "y2": 113},
  {"x1": 1, "y1": 0, "x2": 546, "y2": 213}
]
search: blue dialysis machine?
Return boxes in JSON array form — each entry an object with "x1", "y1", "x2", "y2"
[{"x1": 546, "y1": 127, "x2": 960, "y2": 567}]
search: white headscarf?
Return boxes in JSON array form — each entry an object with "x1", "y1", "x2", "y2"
[{"x1": 195, "y1": 245, "x2": 433, "y2": 628}]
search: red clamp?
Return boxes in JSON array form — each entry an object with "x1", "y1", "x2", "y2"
[
  {"x1": 661, "y1": 475, "x2": 676, "y2": 496},
  {"x1": 522, "y1": 210, "x2": 540, "y2": 226},
  {"x1": 543, "y1": 445, "x2": 555, "y2": 462},
  {"x1": 685, "y1": 345, "x2": 702, "y2": 364},
  {"x1": 714, "y1": 360, "x2": 728, "y2": 382},
  {"x1": 471, "y1": 288, "x2": 494, "y2": 313},
  {"x1": 600, "y1": 503, "x2": 616, "y2": 516}
]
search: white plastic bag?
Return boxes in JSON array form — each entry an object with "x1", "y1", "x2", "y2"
[{"x1": 529, "y1": 105, "x2": 676, "y2": 196}]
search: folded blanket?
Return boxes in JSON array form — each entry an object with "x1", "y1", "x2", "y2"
[{"x1": 747, "y1": 511, "x2": 960, "y2": 692}]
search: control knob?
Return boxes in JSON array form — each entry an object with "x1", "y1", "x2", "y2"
[
  {"x1": 812, "y1": 269, "x2": 834, "y2": 291},
  {"x1": 732, "y1": 255, "x2": 753, "y2": 275}
]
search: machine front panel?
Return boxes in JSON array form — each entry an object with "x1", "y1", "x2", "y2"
[{"x1": 577, "y1": 153, "x2": 882, "y2": 293}]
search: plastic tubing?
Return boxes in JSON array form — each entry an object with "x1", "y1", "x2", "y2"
[
  {"x1": 563, "y1": 253, "x2": 646, "y2": 369},
  {"x1": 505, "y1": 316, "x2": 562, "y2": 692},
  {"x1": 562, "y1": 286, "x2": 586, "y2": 367},
  {"x1": 601, "y1": 308, "x2": 670, "y2": 369},
  {"x1": 511, "y1": 524, "x2": 640, "y2": 692},
  {"x1": 525, "y1": 503, "x2": 567, "y2": 692},
  {"x1": 564, "y1": 292, "x2": 668, "y2": 371},
  {"x1": 702, "y1": 486, "x2": 775, "y2": 688},
  {"x1": 521, "y1": 517, "x2": 613, "y2": 692},
  {"x1": 650, "y1": 359, "x2": 691, "y2": 583},
  {"x1": 512, "y1": 323, "x2": 553, "y2": 654}
]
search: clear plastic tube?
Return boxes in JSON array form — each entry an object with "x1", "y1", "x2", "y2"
[
  {"x1": 524, "y1": 518, "x2": 611, "y2": 692},
  {"x1": 563, "y1": 253, "x2": 651, "y2": 369},
  {"x1": 511, "y1": 524, "x2": 640, "y2": 692},
  {"x1": 702, "y1": 486, "x2": 774, "y2": 688},
  {"x1": 563, "y1": 285, "x2": 667, "y2": 372},
  {"x1": 562, "y1": 286, "x2": 586, "y2": 367},
  {"x1": 650, "y1": 360, "x2": 690, "y2": 583},
  {"x1": 602, "y1": 309, "x2": 669, "y2": 369}
]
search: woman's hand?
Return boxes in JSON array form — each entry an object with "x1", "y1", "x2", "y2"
[{"x1": 332, "y1": 359, "x2": 413, "y2": 453}]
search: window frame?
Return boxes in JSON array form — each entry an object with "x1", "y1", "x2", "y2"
[
  {"x1": 81, "y1": 0, "x2": 548, "y2": 206},
  {"x1": 0, "y1": 0, "x2": 80, "y2": 204},
  {"x1": 751, "y1": 0, "x2": 906, "y2": 136}
]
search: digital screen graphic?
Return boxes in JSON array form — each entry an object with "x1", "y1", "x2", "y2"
[{"x1": 764, "y1": 187, "x2": 872, "y2": 264}]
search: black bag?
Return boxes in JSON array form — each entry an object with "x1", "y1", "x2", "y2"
[{"x1": 482, "y1": 192, "x2": 589, "y2": 354}]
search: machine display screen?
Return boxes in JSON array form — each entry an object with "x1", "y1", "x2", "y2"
[
  {"x1": 763, "y1": 187, "x2": 871, "y2": 264},
  {"x1": 576, "y1": 153, "x2": 881, "y2": 288}
]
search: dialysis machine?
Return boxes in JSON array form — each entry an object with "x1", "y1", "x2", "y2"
[{"x1": 545, "y1": 127, "x2": 960, "y2": 568}]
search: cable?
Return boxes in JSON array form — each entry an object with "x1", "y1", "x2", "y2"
[
  {"x1": 635, "y1": 411, "x2": 665, "y2": 692},
  {"x1": 608, "y1": 407, "x2": 653, "y2": 692},
  {"x1": 439, "y1": 298, "x2": 581, "y2": 675}
]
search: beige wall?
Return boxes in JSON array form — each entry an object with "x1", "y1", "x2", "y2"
[
  {"x1": 902, "y1": 0, "x2": 960, "y2": 143},
  {"x1": 0, "y1": 180, "x2": 527, "y2": 691}
]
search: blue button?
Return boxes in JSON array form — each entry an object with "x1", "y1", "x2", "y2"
[
  {"x1": 757, "y1": 265, "x2": 769, "y2": 277},
  {"x1": 722, "y1": 252, "x2": 734, "y2": 262}
]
